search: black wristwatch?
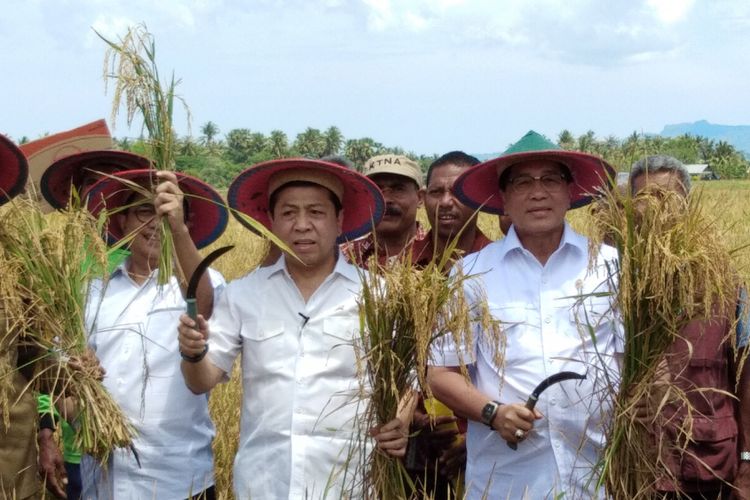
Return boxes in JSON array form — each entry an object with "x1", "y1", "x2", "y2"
[
  {"x1": 180, "y1": 345, "x2": 209, "y2": 363},
  {"x1": 481, "y1": 401, "x2": 502, "y2": 429}
]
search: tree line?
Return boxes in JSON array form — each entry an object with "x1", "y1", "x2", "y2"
[{"x1": 19, "y1": 123, "x2": 747, "y2": 187}]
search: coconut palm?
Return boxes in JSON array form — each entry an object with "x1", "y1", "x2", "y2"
[{"x1": 267, "y1": 130, "x2": 289, "y2": 159}]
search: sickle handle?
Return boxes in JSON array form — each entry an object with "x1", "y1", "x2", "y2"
[
  {"x1": 186, "y1": 298, "x2": 198, "y2": 321},
  {"x1": 506, "y1": 395, "x2": 539, "y2": 451}
]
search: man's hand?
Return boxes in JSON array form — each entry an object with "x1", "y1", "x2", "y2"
[
  {"x1": 178, "y1": 313, "x2": 210, "y2": 358},
  {"x1": 154, "y1": 170, "x2": 188, "y2": 235},
  {"x1": 37, "y1": 428, "x2": 67, "y2": 499},
  {"x1": 438, "y1": 434, "x2": 466, "y2": 479},
  {"x1": 492, "y1": 403, "x2": 542, "y2": 444},
  {"x1": 371, "y1": 417, "x2": 409, "y2": 458},
  {"x1": 632, "y1": 358, "x2": 672, "y2": 425},
  {"x1": 68, "y1": 347, "x2": 105, "y2": 381}
]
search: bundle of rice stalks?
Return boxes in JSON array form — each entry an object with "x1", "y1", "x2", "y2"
[
  {"x1": 98, "y1": 23, "x2": 188, "y2": 285},
  {"x1": 0, "y1": 198, "x2": 134, "y2": 460},
  {"x1": 590, "y1": 184, "x2": 742, "y2": 498},
  {"x1": 355, "y1": 241, "x2": 500, "y2": 499}
]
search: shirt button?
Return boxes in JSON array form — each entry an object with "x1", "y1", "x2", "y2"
[
  {"x1": 296, "y1": 408, "x2": 303, "y2": 414},
  {"x1": 550, "y1": 399, "x2": 557, "y2": 406},
  {"x1": 545, "y1": 316, "x2": 552, "y2": 324},
  {"x1": 541, "y1": 277, "x2": 548, "y2": 285}
]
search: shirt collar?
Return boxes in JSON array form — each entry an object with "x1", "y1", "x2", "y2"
[
  {"x1": 499, "y1": 221, "x2": 585, "y2": 262},
  {"x1": 268, "y1": 251, "x2": 359, "y2": 284}
]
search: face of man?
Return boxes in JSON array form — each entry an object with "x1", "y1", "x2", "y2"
[
  {"x1": 424, "y1": 163, "x2": 476, "y2": 241},
  {"x1": 269, "y1": 184, "x2": 343, "y2": 270},
  {"x1": 501, "y1": 160, "x2": 572, "y2": 240},
  {"x1": 370, "y1": 173, "x2": 422, "y2": 238},
  {"x1": 117, "y1": 197, "x2": 160, "y2": 264},
  {"x1": 631, "y1": 170, "x2": 688, "y2": 198}
]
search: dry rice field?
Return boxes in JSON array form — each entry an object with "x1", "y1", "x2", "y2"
[{"x1": 203, "y1": 179, "x2": 750, "y2": 499}]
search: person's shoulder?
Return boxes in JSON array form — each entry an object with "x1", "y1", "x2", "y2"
[{"x1": 223, "y1": 266, "x2": 272, "y2": 294}]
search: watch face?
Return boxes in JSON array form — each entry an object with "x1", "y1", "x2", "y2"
[{"x1": 482, "y1": 402, "x2": 497, "y2": 425}]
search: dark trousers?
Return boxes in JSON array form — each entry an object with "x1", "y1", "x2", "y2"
[{"x1": 65, "y1": 462, "x2": 81, "y2": 500}]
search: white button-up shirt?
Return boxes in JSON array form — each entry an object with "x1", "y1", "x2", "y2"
[
  {"x1": 81, "y1": 262, "x2": 224, "y2": 500},
  {"x1": 431, "y1": 223, "x2": 622, "y2": 500},
  {"x1": 207, "y1": 254, "x2": 367, "y2": 500}
]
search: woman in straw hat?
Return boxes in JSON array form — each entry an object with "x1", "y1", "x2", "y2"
[
  {"x1": 178, "y1": 158, "x2": 409, "y2": 498},
  {"x1": 80, "y1": 169, "x2": 227, "y2": 500}
]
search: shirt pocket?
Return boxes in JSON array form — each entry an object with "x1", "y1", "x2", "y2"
[
  {"x1": 491, "y1": 303, "x2": 536, "y2": 369},
  {"x1": 317, "y1": 315, "x2": 359, "y2": 378},
  {"x1": 240, "y1": 319, "x2": 286, "y2": 373},
  {"x1": 568, "y1": 298, "x2": 614, "y2": 335}
]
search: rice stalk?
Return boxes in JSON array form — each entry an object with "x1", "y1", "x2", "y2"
[
  {"x1": 97, "y1": 23, "x2": 188, "y2": 286},
  {"x1": 355, "y1": 232, "x2": 500, "y2": 499},
  {"x1": 589, "y1": 184, "x2": 742, "y2": 498},
  {"x1": 0, "y1": 198, "x2": 134, "y2": 461}
]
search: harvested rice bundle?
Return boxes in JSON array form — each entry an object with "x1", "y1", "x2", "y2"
[
  {"x1": 98, "y1": 23, "x2": 187, "y2": 285},
  {"x1": 590, "y1": 185, "x2": 742, "y2": 499},
  {"x1": 356, "y1": 243, "x2": 500, "y2": 499},
  {"x1": 0, "y1": 199, "x2": 134, "y2": 460}
]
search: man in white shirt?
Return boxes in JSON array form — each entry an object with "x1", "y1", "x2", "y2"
[
  {"x1": 178, "y1": 159, "x2": 409, "y2": 499},
  {"x1": 428, "y1": 131, "x2": 623, "y2": 499},
  {"x1": 81, "y1": 169, "x2": 229, "y2": 500}
]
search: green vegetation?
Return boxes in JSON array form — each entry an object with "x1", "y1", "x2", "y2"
[{"x1": 106, "y1": 127, "x2": 749, "y2": 188}]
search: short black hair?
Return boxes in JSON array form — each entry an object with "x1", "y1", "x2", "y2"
[
  {"x1": 498, "y1": 162, "x2": 573, "y2": 191},
  {"x1": 426, "y1": 151, "x2": 480, "y2": 186},
  {"x1": 268, "y1": 180, "x2": 343, "y2": 215}
]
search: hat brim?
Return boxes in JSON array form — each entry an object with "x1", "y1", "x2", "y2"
[
  {"x1": 85, "y1": 169, "x2": 228, "y2": 249},
  {"x1": 0, "y1": 135, "x2": 29, "y2": 206},
  {"x1": 41, "y1": 150, "x2": 152, "y2": 210},
  {"x1": 228, "y1": 158, "x2": 385, "y2": 242},
  {"x1": 453, "y1": 150, "x2": 615, "y2": 214}
]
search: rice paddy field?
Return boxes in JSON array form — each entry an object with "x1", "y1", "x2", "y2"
[{"x1": 202, "y1": 179, "x2": 750, "y2": 499}]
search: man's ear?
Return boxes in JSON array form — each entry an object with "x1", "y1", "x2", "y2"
[
  {"x1": 336, "y1": 209, "x2": 344, "y2": 235},
  {"x1": 417, "y1": 187, "x2": 425, "y2": 207}
]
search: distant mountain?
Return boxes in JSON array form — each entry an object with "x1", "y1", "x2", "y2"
[{"x1": 660, "y1": 120, "x2": 750, "y2": 158}]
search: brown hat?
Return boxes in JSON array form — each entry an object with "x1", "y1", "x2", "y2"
[{"x1": 363, "y1": 154, "x2": 423, "y2": 187}]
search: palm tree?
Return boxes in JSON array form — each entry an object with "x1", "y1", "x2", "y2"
[
  {"x1": 323, "y1": 126, "x2": 343, "y2": 156},
  {"x1": 267, "y1": 130, "x2": 289, "y2": 158},
  {"x1": 200, "y1": 121, "x2": 220, "y2": 148},
  {"x1": 558, "y1": 130, "x2": 575, "y2": 150},
  {"x1": 294, "y1": 127, "x2": 325, "y2": 158}
]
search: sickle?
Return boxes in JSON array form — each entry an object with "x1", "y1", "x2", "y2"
[
  {"x1": 507, "y1": 370, "x2": 586, "y2": 450},
  {"x1": 185, "y1": 245, "x2": 234, "y2": 320}
]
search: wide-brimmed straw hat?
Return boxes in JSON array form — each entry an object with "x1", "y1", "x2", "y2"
[
  {"x1": 453, "y1": 130, "x2": 615, "y2": 215},
  {"x1": 86, "y1": 169, "x2": 228, "y2": 249},
  {"x1": 41, "y1": 150, "x2": 152, "y2": 210},
  {"x1": 227, "y1": 158, "x2": 385, "y2": 241},
  {"x1": 0, "y1": 135, "x2": 29, "y2": 206}
]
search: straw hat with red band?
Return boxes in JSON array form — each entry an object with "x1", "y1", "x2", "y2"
[
  {"x1": 453, "y1": 130, "x2": 616, "y2": 215},
  {"x1": 41, "y1": 150, "x2": 152, "y2": 210},
  {"x1": 0, "y1": 135, "x2": 30, "y2": 205},
  {"x1": 85, "y1": 169, "x2": 228, "y2": 249},
  {"x1": 227, "y1": 158, "x2": 385, "y2": 242}
]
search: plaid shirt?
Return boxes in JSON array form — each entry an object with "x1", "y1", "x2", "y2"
[{"x1": 343, "y1": 222, "x2": 427, "y2": 268}]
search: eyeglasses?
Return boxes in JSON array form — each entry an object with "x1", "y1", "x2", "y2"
[
  {"x1": 130, "y1": 204, "x2": 156, "y2": 223},
  {"x1": 507, "y1": 173, "x2": 568, "y2": 194}
]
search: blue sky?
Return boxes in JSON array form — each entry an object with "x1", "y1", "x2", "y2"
[{"x1": 2, "y1": 0, "x2": 749, "y2": 155}]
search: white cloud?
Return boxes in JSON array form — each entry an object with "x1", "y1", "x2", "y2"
[{"x1": 646, "y1": 0, "x2": 695, "y2": 24}]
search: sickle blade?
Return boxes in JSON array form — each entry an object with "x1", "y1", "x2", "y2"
[
  {"x1": 186, "y1": 245, "x2": 234, "y2": 320},
  {"x1": 525, "y1": 370, "x2": 587, "y2": 410},
  {"x1": 507, "y1": 370, "x2": 586, "y2": 451}
]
